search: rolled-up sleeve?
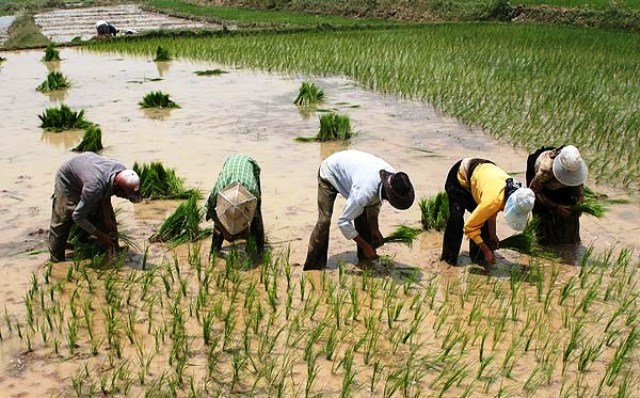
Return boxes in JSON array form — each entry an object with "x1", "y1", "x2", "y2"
[
  {"x1": 337, "y1": 189, "x2": 372, "y2": 240},
  {"x1": 72, "y1": 185, "x2": 102, "y2": 234},
  {"x1": 464, "y1": 199, "x2": 501, "y2": 245}
]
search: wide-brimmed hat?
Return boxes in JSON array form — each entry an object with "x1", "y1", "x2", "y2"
[
  {"x1": 380, "y1": 170, "x2": 415, "y2": 210},
  {"x1": 504, "y1": 187, "x2": 535, "y2": 231},
  {"x1": 552, "y1": 145, "x2": 588, "y2": 187},
  {"x1": 215, "y1": 182, "x2": 257, "y2": 236}
]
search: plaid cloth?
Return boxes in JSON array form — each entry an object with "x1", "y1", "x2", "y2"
[{"x1": 206, "y1": 155, "x2": 261, "y2": 221}]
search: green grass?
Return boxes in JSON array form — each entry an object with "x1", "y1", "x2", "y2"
[
  {"x1": 382, "y1": 225, "x2": 423, "y2": 247},
  {"x1": 573, "y1": 199, "x2": 607, "y2": 218},
  {"x1": 36, "y1": 71, "x2": 70, "y2": 92},
  {"x1": 138, "y1": 91, "x2": 180, "y2": 109},
  {"x1": 42, "y1": 42, "x2": 60, "y2": 62},
  {"x1": 419, "y1": 191, "x2": 449, "y2": 231},
  {"x1": 132, "y1": 161, "x2": 198, "y2": 200},
  {"x1": 150, "y1": 193, "x2": 211, "y2": 245},
  {"x1": 294, "y1": 81, "x2": 325, "y2": 106},
  {"x1": 86, "y1": 24, "x2": 640, "y2": 190},
  {"x1": 72, "y1": 125, "x2": 103, "y2": 153},
  {"x1": 38, "y1": 104, "x2": 91, "y2": 132},
  {"x1": 512, "y1": 0, "x2": 640, "y2": 10},
  {"x1": 194, "y1": 69, "x2": 228, "y2": 76}
]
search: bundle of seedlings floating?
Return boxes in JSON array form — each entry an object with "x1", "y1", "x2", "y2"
[
  {"x1": 294, "y1": 82, "x2": 325, "y2": 106},
  {"x1": 150, "y1": 194, "x2": 211, "y2": 245},
  {"x1": 72, "y1": 125, "x2": 103, "y2": 153},
  {"x1": 139, "y1": 91, "x2": 180, "y2": 109},
  {"x1": 295, "y1": 113, "x2": 353, "y2": 142},
  {"x1": 382, "y1": 225, "x2": 423, "y2": 248},
  {"x1": 133, "y1": 161, "x2": 198, "y2": 200},
  {"x1": 419, "y1": 191, "x2": 449, "y2": 231},
  {"x1": 36, "y1": 71, "x2": 70, "y2": 93},
  {"x1": 194, "y1": 69, "x2": 228, "y2": 76},
  {"x1": 154, "y1": 46, "x2": 171, "y2": 62},
  {"x1": 38, "y1": 104, "x2": 92, "y2": 132},
  {"x1": 42, "y1": 43, "x2": 61, "y2": 62}
]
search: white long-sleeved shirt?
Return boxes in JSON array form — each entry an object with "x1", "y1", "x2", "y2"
[{"x1": 320, "y1": 150, "x2": 395, "y2": 240}]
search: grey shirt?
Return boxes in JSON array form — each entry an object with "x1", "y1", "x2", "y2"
[{"x1": 55, "y1": 153, "x2": 125, "y2": 234}]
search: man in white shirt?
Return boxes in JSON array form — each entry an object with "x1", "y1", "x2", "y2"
[{"x1": 303, "y1": 150, "x2": 415, "y2": 271}]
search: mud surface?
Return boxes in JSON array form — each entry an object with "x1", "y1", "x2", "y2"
[
  {"x1": 0, "y1": 48, "x2": 638, "y2": 396},
  {"x1": 33, "y1": 5, "x2": 218, "y2": 43}
]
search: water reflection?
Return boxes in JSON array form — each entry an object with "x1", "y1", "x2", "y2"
[
  {"x1": 40, "y1": 129, "x2": 83, "y2": 149},
  {"x1": 320, "y1": 140, "x2": 350, "y2": 161},
  {"x1": 142, "y1": 108, "x2": 173, "y2": 121},
  {"x1": 155, "y1": 61, "x2": 170, "y2": 77},
  {"x1": 45, "y1": 61, "x2": 61, "y2": 73},
  {"x1": 44, "y1": 89, "x2": 68, "y2": 103}
]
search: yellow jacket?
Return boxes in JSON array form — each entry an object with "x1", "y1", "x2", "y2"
[{"x1": 457, "y1": 162, "x2": 509, "y2": 245}]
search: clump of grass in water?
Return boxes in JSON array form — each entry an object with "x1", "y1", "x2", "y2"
[
  {"x1": 154, "y1": 46, "x2": 171, "y2": 62},
  {"x1": 194, "y1": 69, "x2": 227, "y2": 76},
  {"x1": 38, "y1": 104, "x2": 92, "y2": 132},
  {"x1": 295, "y1": 113, "x2": 352, "y2": 142},
  {"x1": 294, "y1": 82, "x2": 325, "y2": 106},
  {"x1": 42, "y1": 43, "x2": 60, "y2": 62},
  {"x1": 139, "y1": 91, "x2": 180, "y2": 109},
  {"x1": 133, "y1": 161, "x2": 198, "y2": 200},
  {"x1": 72, "y1": 125, "x2": 103, "y2": 153},
  {"x1": 0, "y1": 56, "x2": 6, "y2": 62},
  {"x1": 151, "y1": 194, "x2": 211, "y2": 245},
  {"x1": 383, "y1": 225, "x2": 422, "y2": 248},
  {"x1": 37, "y1": 71, "x2": 70, "y2": 92},
  {"x1": 419, "y1": 191, "x2": 449, "y2": 231}
]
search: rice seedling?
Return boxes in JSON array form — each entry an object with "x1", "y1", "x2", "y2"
[
  {"x1": 154, "y1": 46, "x2": 171, "y2": 62},
  {"x1": 133, "y1": 161, "x2": 197, "y2": 200},
  {"x1": 295, "y1": 113, "x2": 353, "y2": 142},
  {"x1": 38, "y1": 104, "x2": 92, "y2": 132},
  {"x1": 42, "y1": 43, "x2": 60, "y2": 62},
  {"x1": 572, "y1": 198, "x2": 608, "y2": 218},
  {"x1": 382, "y1": 225, "x2": 422, "y2": 247},
  {"x1": 72, "y1": 125, "x2": 103, "y2": 153},
  {"x1": 419, "y1": 191, "x2": 449, "y2": 231},
  {"x1": 151, "y1": 194, "x2": 211, "y2": 244},
  {"x1": 139, "y1": 91, "x2": 180, "y2": 109},
  {"x1": 294, "y1": 82, "x2": 325, "y2": 106},
  {"x1": 36, "y1": 71, "x2": 70, "y2": 93},
  {"x1": 194, "y1": 69, "x2": 228, "y2": 76}
]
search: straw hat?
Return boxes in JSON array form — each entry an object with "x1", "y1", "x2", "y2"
[
  {"x1": 553, "y1": 145, "x2": 588, "y2": 187},
  {"x1": 504, "y1": 188, "x2": 535, "y2": 231},
  {"x1": 380, "y1": 170, "x2": 415, "y2": 210},
  {"x1": 215, "y1": 182, "x2": 257, "y2": 236}
]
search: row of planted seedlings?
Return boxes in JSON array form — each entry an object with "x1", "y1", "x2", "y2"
[{"x1": 2, "y1": 236, "x2": 639, "y2": 396}]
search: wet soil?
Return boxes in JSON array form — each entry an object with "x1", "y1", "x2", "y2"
[{"x1": 0, "y1": 48, "x2": 638, "y2": 396}]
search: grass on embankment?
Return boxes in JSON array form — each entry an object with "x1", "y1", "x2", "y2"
[
  {"x1": 4, "y1": 11, "x2": 48, "y2": 48},
  {"x1": 87, "y1": 23, "x2": 640, "y2": 190}
]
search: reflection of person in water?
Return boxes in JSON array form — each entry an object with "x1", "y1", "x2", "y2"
[{"x1": 96, "y1": 20, "x2": 118, "y2": 37}]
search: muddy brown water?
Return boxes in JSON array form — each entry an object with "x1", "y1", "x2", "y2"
[{"x1": 0, "y1": 48, "x2": 639, "y2": 396}]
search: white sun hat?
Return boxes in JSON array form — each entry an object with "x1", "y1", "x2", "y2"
[
  {"x1": 504, "y1": 188, "x2": 536, "y2": 231},
  {"x1": 552, "y1": 145, "x2": 588, "y2": 187},
  {"x1": 215, "y1": 182, "x2": 257, "y2": 236}
]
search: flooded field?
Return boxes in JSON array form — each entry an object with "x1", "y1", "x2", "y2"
[
  {"x1": 0, "y1": 48, "x2": 639, "y2": 396},
  {"x1": 33, "y1": 5, "x2": 218, "y2": 43}
]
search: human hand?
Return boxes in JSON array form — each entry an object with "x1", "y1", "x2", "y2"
[
  {"x1": 488, "y1": 235, "x2": 500, "y2": 251},
  {"x1": 481, "y1": 244, "x2": 496, "y2": 265},
  {"x1": 555, "y1": 205, "x2": 572, "y2": 218},
  {"x1": 362, "y1": 243, "x2": 379, "y2": 261},
  {"x1": 96, "y1": 231, "x2": 114, "y2": 249},
  {"x1": 372, "y1": 230, "x2": 384, "y2": 248}
]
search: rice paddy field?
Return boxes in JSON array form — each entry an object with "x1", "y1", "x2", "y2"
[{"x1": 0, "y1": 17, "x2": 640, "y2": 398}]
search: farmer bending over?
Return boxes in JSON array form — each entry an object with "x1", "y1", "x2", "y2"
[
  {"x1": 96, "y1": 20, "x2": 118, "y2": 37},
  {"x1": 205, "y1": 155, "x2": 265, "y2": 256},
  {"x1": 440, "y1": 158, "x2": 535, "y2": 267},
  {"x1": 303, "y1": 150, "x2": 415, "y2": 271},
  {"x1": 49, "y1": 153, "x2": 142, "y2": 262},
  {"x1": 526, "y1": 145, "x2": 588, "y2": 245}
]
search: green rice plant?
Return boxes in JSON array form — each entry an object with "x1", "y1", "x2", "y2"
[
  {"x1": 36, "y1": 71, "x2": 70, "y2": 92},
  {"x1": 139, "y1": 91, "x2": 180, "y2": 109},
  {"x1": 572, "y1": 198, "x2": 607, "y2": 218},
  {"x1": 0, "y1": 56, "x2": 6, "y2": 62},
  {"x1": 133, "y1": 161, "x2": 197, "y2": 199},
  {"x1": 154, "y1": 46, "x2": 171, "y2": 62},
  {"x1": 38, "y1": 104, "x2": 92, "y2": 132},
  {"x1": 294, "y1": 82, "x2": 325, "y2": 106},
  {"x1": 72, "y1": 125, "x2": 103, "y2": 153},
  {"x1": 295, "y1": 113, "x2": 353, "y2": 142},
  {"x1": 42, "y1": 43, "x2": 60, "y2": 62},
  {"x1": 419, "y1": 191, "x2": 449, "y2": 231},
  {"x1": 151, "y1": 194, "x2": 211, "y2": 244},
  {"x1": 382, "y1": 225, "x2": 422, "y2": 247},
  {"x1": 194, "y1": 69, "x2": 228, "y2": 76}
]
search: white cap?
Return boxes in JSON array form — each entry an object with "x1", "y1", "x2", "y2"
[
  {"x1": 552, "y1": 145, "x2": 588, "y2": 186},
  {"x1": 117, "y1": 169, "x2": 142, "y2": 203},
  {"x1": 504, "y1": 188, "x2": 535, "y2": 231}
]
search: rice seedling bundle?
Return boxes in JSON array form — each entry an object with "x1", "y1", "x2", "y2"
[
  {"x1": 38, "y1": 104, "x2": 91, "y2": 132},
  {"x1": 0, "y1": 56, "x2": 6, "y2": 62},
  {"x1": 139, "y1": 91, "x2": 180, "y2": 109},
  {"x1": 151, "y1": 194, "x2": 211, "y2": 244},
  {"x1": 294, "y1": 82, "x2": 325, "y2": 106},
  {"x1": 572, "y1": 199, "x2": 607, "y2": 218},
  {"x1": 133, "y1": 161, "x2": 198, "y2": 199},
  {"x1": 194, "y1": 69, "x2": 228, "y2": 76},
  {"x1": 72, "y1": 125, "x2": 103, "y2": 153},
  {"x1": 42, "y1": 43, "x2": 60, "y2": 62},
  {"x1": 499, "y1": 219, "x2": 554, "y2": 258},
  {"x1": 419, "y1": 191, "x2": 449, "y2": 231},
  {"x1": 67, "y1": 223, "x2": 137, "y2": 259},
  {"x1": 36, "y1": 71, "x2": 70, "y2": 93},
  {"x1": 295, "y1": 113, "x2": 353, "y2": 142},
  {"x1": 154, "y1": 46, "x2": 171, "y2": 62},
  {"x1": 382, "y1": 225, "x2": 422, "y2": 247}
]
